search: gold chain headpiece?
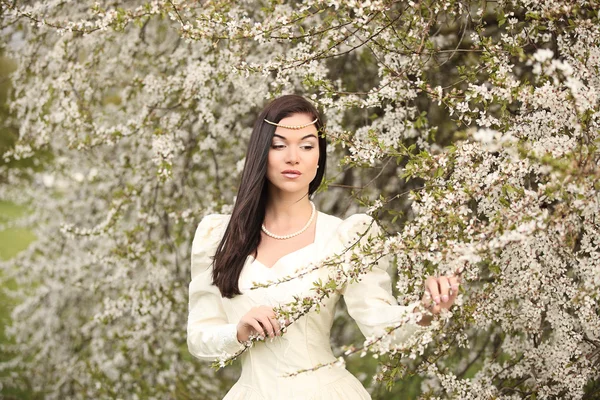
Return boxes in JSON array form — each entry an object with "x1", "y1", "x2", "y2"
[{"x1": 263, "y1": 118, "x2": 318, "y2": 130}]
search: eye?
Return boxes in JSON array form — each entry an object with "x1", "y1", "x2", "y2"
[
  {"x1": 301, "y1": 145, "x2": 314, "y2": 150},
  {"x1": 271, "y1": 144, "x2": 286, "y2": 150}
]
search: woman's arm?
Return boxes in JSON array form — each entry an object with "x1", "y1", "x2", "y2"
[
  {"x1": 340, "y1": 214, "x2": 459, "y2": 345},
  {"x1": 342, "y1": 253, "x2": 429, "y2": 346},
  {"x1": 187, "y1": 215, "x2": 245, "y2": 360}
]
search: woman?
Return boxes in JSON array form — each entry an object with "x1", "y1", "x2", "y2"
[{"x1": 187, "y1": 95, "x2": 460, "y2": 399}]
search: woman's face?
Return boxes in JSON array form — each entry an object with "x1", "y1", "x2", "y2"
[{"x1": 266, "y1": 113, "x2": 320, "y2": 196}]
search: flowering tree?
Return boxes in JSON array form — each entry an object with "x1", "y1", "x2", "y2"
[{"x1": 0, "y1": 0, "x2": 599, "y2": 399}]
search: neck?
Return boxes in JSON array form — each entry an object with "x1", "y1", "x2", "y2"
[{"x1": 264, "y1": 188, "x2": 313, "y2": 229}]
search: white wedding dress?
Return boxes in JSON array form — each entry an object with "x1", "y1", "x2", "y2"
[{"x1": 187, "y1": 211, "x2": 427, "y2": 400}]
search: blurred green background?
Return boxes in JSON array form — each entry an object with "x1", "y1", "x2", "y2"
[
  {"x1": 0, "y1": 49, "x2": 36, "y2": 399},
  {"x1": 0, "y1": 201, "x2": 36, "y2": 399}
]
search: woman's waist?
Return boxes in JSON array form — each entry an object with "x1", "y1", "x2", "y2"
[
  {"x1": 239, "y1": 337, "x2": 337, "y2": 374},
  {"x1": 239, "y1": 355, "x2": 349, "y2": 387}
]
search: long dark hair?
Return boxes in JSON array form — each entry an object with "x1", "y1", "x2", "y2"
[{"x1": 212, "y1": 95, "x2": 327, "y2": 298}]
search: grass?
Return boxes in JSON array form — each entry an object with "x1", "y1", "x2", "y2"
[
  {"x1": 0, "y1": 200, "x2": 26, "y2": 221},
  {"x1": 0, "y1": 200, "x2": 35, "y2": 260},
  {"x1": 0, "y1": 200, "x2": 36, "y2": 399},
  {"x1": 0, "y1": 228, "x2": 36, "y2": 261}
]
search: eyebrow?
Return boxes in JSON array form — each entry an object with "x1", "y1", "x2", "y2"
[{"x1": 273, "y1": 133, "x2": 318, "y2": 140}]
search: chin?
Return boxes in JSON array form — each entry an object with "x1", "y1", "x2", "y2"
[{"x1": 270, "y1": 181, "x2": 310, "y2": 194}]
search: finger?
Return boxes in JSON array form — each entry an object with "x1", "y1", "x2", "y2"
[
  {"x1": 438, "y1": 275, "x2": 450, "y2": 303},
  {"x1": 256, "y1": 315, "x2": 276, "y2": 338},
  {"x1": 426, "y1": 276, "x2": 441, "y2": 304},
  {"x1": 425, "y1": 299, "x2": 441, "y2": 314},
  {"x1": 421, "y1": 293, "x2": 432, "y2": 308},
  {"x1": 247, "y1": 319, "x2": 265, "y2": 338},
  {"x1": 448, "y1": 275, "x2": 460, "y2": 297},
  {"x1": 260, "y1": 307, "x2": 282, "y2": 335},
  {"x1": 268, "y1": 315, "x2": 282, "y2": 335}
]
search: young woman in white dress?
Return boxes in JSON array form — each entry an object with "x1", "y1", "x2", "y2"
[{"x1": 187, "y1": 95, "x2": 460, "y2": 399}]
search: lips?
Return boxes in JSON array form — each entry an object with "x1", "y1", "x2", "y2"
[{"x1": 282, "y1": 170, "x2": 301, "y2": 179}]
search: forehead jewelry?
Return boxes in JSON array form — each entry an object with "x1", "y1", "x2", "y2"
[{"x1": 263, "y1": 117, "x2": 318, "y2": 130}]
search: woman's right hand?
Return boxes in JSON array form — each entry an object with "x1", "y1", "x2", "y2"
[{"x1": 236, "y1": 305, "x2": 282, "y2": 342}]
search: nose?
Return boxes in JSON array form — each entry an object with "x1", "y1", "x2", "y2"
[{"x1": 285, "y1": 146, "x2": 299, "y2": 165}]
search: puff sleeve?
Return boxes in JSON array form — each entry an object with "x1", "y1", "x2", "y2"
[
  {"x1": 339, "y1": 214, "x2": 428, "y2": 346},
  {"x1": 187, "y1": 214, "x2": 245, "y2": 360}
]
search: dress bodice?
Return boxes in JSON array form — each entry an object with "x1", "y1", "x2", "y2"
[{"x1": 187, "y1": 211, "x2": 428, "y2": 399}]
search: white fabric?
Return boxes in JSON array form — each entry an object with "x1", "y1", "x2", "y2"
[{"x1": 187, "y1": 212, "x2": 428, "y2": 400}]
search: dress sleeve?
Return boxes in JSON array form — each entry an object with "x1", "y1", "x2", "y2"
[
  {"x1": 339, "y1": 214, "x2": 428, "y2": 347},
  {"x1": 187, "y1": 214, "x2": 245, "y2": 361}
]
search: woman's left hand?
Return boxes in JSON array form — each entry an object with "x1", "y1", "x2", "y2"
[{"x1": 415, "y1": 274, "x2": 461, "y2": 326}]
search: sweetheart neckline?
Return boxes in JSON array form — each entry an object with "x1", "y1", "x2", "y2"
[{"x1": 249, "y1": 212, "x2": 321, "y2": 269}]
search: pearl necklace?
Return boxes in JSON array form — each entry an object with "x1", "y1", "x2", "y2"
[{"x1": 261, "y1": 201, "x2": 316, "y2": 240}]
